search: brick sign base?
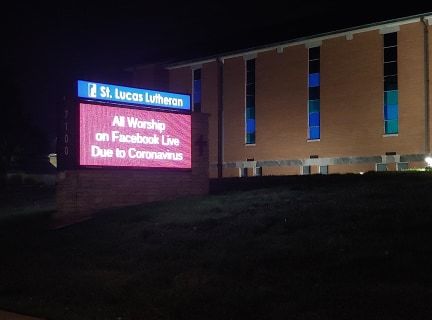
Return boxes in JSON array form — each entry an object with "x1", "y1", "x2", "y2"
[{"x1": 54, "y1": 113, "x2": 209, "y2": 228}]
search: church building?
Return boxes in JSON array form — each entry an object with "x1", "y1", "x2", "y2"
[{"x1": 131, "y1": 13, "x2": 432, "y2": 177}]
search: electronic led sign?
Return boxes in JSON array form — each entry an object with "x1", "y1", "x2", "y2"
[{"x1": 79, "y1": 103, "x2": 191, "y2": 169}]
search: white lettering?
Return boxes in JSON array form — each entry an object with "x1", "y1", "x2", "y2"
[
  {"x1": 111, "y1": 131, "x2": 160, "y2": 144},
  {"x1": 91, "y1": 145, "x2": 113, "y2": 158},
  {"x1": 115, "y1": 148, "x2": 126, "y2": 158},
  {"x1": 127, "y1": 148, "x2": 184, "y2": 161},
  {"x1": 102, "y1": 87, "x2": 183, "y2": 107},
  {"x1": 113, "y1": 88, "x2": 144, "y2": 102},
  {"x1": 161, "y1": 135, "x2": 180, "y2": 146},
  {"x1": 112, "y1": 116, "x2": 125, "y2": 127},
  {"x1": 100, "y1": 86, "x2": 110, "y2": 98},
  {"x1": 95, "y1": 132, "x2": 110, "y2": 142},
  {"x1": 126, "y1": 117, "x2": 166, "y2": 133},
  {"x1": 145, "y1": 92, "x2": 183, "y2": 107}
]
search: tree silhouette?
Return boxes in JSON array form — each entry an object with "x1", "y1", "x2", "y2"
[{"x1": 0, "y1": 70, "x2": 48, "y2": 177}]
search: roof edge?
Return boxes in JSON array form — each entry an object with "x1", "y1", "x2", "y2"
[{"x1": 165, "y1": 12, "x2": 432, "y2": 70}]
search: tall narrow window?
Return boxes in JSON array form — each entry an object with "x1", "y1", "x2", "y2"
[
  {"x1": 308, "y1": 47, "x2": 320, "y2": 140},
  {"x1": 383, "y1": 32, "x2": 398, "y2": 134},
  {"x1": 246, "y1": 59, "x2": 256, "y2": 144},
  {"x1": 193, "y1": 68, "x2": 202, "y2": 112}
]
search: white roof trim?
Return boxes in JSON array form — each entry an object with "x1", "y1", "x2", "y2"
[
  {"x1": 243, "y1": 53, "x2": 257, "y2": 60},
  {"x1": 379, "y1": 25, "x2": 400, "y2": 34},
  {"x1": 220, "y1": 18, "x2": 420, "y2": 61},
  {"x1": 190, "y1": 63, "x2": 202, "y2": 70},
  {"x1": 305, "y1": 41, "x2": 322, "y2": 48},
  {"x1": 166, "y1": 58, "x2": 216, "y2": 70},
  {"x1": 167, "y1": 17, "x2": 422, "y2": 70},
  {"x1": 221, "y1": 47, "x2": 278, "y2": 61}
]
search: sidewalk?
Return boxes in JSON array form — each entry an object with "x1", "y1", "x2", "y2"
[{"x1": 0, "y1": 310, "x2": 43, "y2": 320}]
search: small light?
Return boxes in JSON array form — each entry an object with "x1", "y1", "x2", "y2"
[
  {"x1": 359, "y1": 172, "x2": 364, "y2": 175},
  {"x1": 426, "y1": 156, "x2": 432, "y2": 167}
]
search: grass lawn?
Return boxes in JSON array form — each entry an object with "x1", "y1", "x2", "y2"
[{"x1": 0, "y1": 173, "x2": 432, "y2": 319}]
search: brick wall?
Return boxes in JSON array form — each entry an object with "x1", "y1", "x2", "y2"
[
  {"x1": 398, "y1": 22, "x2": 425, "y2": 154},
  {"x1": 131, "y1": 65, "x2": 169, "y2": 91},
  {"x1": 202, "y1": 62, "x2": 220, "y2": 178},
  {"x1": 220, "y1": 23, "x2": 429, "y2": 176},
  {"x1": 55, "y1": 113, "x2": 209, "y2": 227},
  {"x1": 219, "y1": 25, "x2": 426, "y2": 169},
  {"x1": 169, "y1": 63, "x2": 221, "y2": 178},
  {"x1": 254, "y1": 45, "x2": 308, "y2": 160},
  {"x1": 223, "y1": 57, "x2": 247, "y2": 162},
  {"x1": 169, "y1": 67, "x2": 192, "y2": 95},
  {"x1": 429, "y1": 23, "x2": 432, "y2": 154}
]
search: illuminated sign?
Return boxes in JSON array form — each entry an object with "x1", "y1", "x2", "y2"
[
  {"x1": 77, "y1": 80, "x2": 191, "y2": 111},
  {"x1": 79, "y1": 103, "x2": 191, "y2": 169}
]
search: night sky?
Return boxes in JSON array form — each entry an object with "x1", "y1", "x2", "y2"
[{"x1": 4, "y1": 2, "x2": 432, "y2": 152}]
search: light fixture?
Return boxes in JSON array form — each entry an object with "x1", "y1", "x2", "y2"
[{"x1": 425, "y1": 156, "x2": 432, "y2": 167}]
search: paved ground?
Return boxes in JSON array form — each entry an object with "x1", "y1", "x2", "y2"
[{"x1": 0, "y1": 310, "x2": 43, "y2": 320}]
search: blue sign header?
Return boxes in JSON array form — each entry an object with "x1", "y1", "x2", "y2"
[{"x1": 77, "y1": 80, "x2": 191, "y2": 111}]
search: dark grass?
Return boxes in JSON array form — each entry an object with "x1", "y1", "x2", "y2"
[
  {"x1": 0, "y1": 182, "x2": 55, "y2": 222},
  {"x1": 1, "y1": 173, "x2": 432, "y2": 319}
]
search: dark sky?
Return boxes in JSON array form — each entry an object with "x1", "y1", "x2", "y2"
[{"x1": 4, "y1": 2, "x2": 432, "y2": 150}]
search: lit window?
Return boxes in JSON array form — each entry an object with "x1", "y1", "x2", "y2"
[
  {"x1": 383, "y1": 33, "x2": 398, "y2": 134},
  {"x1": 376, "y1": 163, "x2": 387, "y2": 172},
  {"x1": 246, "y1": 59, "x2": 256, "y2": 144},
  {"x1": 308, "y1": 47, "x2": 320, "y2": 140},
  {"x1": 255, "y1": 167, "x2": 262, "y2": 176},
  {"x1": 193, "y1": 69, "x2": 201, "y2": 112},
  {"x1": 319, "y1": 165, "x2": 328, "y2": 175},
  {"x1": 397, "y1": 162, "x2": 408, "y2": 171},
  {"x1": 240, "y1": 167, "x2": 248, "y2": 177}
]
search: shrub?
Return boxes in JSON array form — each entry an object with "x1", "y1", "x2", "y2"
[{"x1": 7, "y1": 174, "x2": 23, "y2": 185}]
